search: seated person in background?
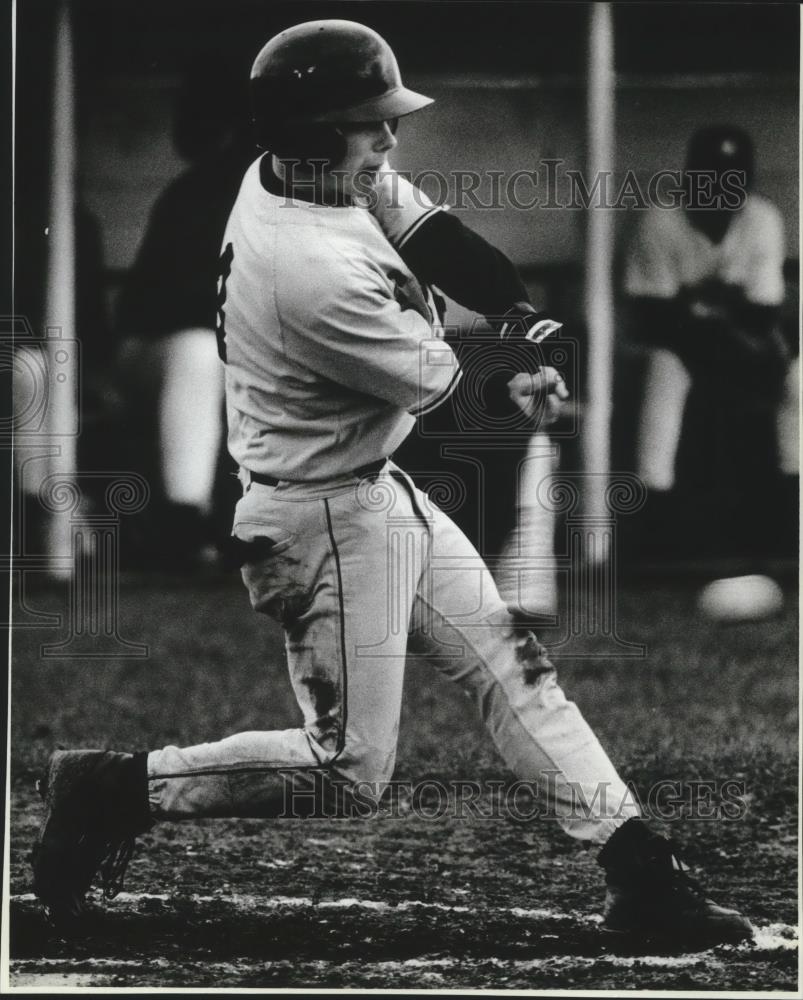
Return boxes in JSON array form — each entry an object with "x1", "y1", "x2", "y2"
[
  {"x1": 115, "y1": 62, "x2": 254, "y2": 567},
  {"x1": 624, "y1": 125, "x2": 792, "y2": 557}
]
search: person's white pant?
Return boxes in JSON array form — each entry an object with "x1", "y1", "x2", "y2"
[
  {"x1": 776, "y1": 356, "x2": 799, "y2": 475},
  {"x1": 148, "y1": 463, "x2": 638, "y2": 844},
  {"x1": 637, "y1": 346, "x2": 800, "y2": 489},
  {"x1": 118, "y1": 329, "x2": 224, "y2": 513},
  {"x1": 636, "y1": 348, "x2": 692, "y2": 492}
]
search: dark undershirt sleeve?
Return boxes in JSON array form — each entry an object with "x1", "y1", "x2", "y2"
[
  {"x1": 396, "y1": 209, "x2": 530, "y2": 319},
  {"x1": 396, "y1": 210, "x2": 543, "y2": 417}
]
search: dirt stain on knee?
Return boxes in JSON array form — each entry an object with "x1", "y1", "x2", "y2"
[
  {"x1": 302, "y1": 677, "x2": 338, "y2": 717},
  {"x1": 516, "y1": 631, "x2": 555, "y2": 685}
]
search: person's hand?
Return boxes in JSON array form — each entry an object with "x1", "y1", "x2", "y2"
[
  {"x1": 507, "y1": 366, "x2": 569, "y2": 426},
  {"x1": 687, "y1": 297, "x2": 730, "y2": 322}
]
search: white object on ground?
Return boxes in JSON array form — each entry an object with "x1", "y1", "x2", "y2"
[{"x1": 697, "y1": 575, "x2": 784, "y2": 623}]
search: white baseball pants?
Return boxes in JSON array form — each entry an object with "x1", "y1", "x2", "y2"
[
  {"x1": 147, "y1": 463, "x2": 638, "y2": 844},
  {"x1": 636, "y1": 348, "x2": 693, "y2": 492}
]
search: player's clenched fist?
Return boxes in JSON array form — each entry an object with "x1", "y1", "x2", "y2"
[{"x1": 507, "y1": 367, "x2": 569, "y2": 425}]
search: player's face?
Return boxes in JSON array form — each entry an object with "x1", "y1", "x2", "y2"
[{"x1": 333, "y1": 119, "x2": 399, "y2": 196}]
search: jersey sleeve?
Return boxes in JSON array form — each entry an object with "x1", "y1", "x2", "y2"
[
  {"x1": 370, "y1": 164, "x2": 446, "y2": 250},
  {"x1": 745, "y1": 201, "x2": 785, "y2": 306},
  {"x1": 279, "y1": 250, "x2": 461, "y2": 416},
  {"x1": 394, "y1": 209, "x2": 531, "y2": 319},
  {"x1": 624, "y1": 209, "x2": 680, "y2": 300}
]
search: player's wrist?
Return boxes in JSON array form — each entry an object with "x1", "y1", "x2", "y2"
[{"x1": 498, "y1": 301, "x2": 563, "y2": 342}]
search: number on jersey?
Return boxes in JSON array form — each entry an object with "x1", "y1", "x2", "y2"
[{"x1": 216, "y1": 242, "x2": 234, "y2": 362}]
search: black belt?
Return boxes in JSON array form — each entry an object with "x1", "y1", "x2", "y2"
[{"x1": 250, "y1": 457, "x2": 388, "y2": 488}]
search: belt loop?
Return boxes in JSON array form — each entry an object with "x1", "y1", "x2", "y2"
[
  {"x1": 238, "y1": 467, "x2": 252, "y2": 494},
  {"x1": 391, "y1": 465, "x2": 432, "y2": 528}
]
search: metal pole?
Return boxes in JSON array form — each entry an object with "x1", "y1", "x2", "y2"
[
  {"x1": 45, "y1": 0, "x2": 77, "y2": 578},
  {"x1": 582, "y1": 3, "x2": 615, "y2": 560}
]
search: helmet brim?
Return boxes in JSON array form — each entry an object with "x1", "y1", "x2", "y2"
[{"x1": 311, "y1": 86, "x2": 434, "y2": 123}]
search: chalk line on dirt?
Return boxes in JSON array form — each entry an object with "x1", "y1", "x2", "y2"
[
  {"x1": 7, "y1": 945, "x2": 788, "y2": 989},
  {"x1": 11, "y1": 891, "x2": 600, "y2": 923},
  {"x1": 10, "y1": 891, "x2": 798, "y2": 954}
]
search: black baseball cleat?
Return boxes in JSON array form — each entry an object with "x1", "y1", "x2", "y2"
[
  {"x1": 598, "y1": 818, "x2": 754, "y2": 948},
  {"x1": 31, "y1": 749, "x2": 152, "y2": 926}
]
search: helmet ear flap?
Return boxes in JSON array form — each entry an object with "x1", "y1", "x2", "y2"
[{"x1": 252, "y1": 116, "x2": 346, "y2": 165}]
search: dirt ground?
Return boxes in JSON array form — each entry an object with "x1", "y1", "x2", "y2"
[{"x1": 7, "y1": 575, "x2": 799, "y2": 990}]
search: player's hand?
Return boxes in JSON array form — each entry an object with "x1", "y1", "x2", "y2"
[{"x1": 507, "y1": 367, "x2": 569, "y2": 425}]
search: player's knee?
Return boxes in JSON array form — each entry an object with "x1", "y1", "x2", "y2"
[
  {"x1": 310, "y1": 730, "x2": 397, "y2": 790},
  {"x1": 517, "y1": 632, "x2": 556, "y2": 685},
  {"x1": 284, "y1": 734, "x2": 396, "y2": 819}
]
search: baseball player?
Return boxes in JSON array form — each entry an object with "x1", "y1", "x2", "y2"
[
  {"x1": 626, "y1": 126, "x2": 791, "y2": 552},
  {"x1": 32, "y1": 20, "x2": 752, "y2": 947}
]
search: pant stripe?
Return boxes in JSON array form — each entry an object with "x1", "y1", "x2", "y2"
[
  {"x1": 150, "y1": 763, "x2": 323, "y2": 780},
  {"x1": 323, "y1": 497, "x2": 349, "y2": 761}
]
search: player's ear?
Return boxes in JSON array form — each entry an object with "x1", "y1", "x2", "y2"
[{"x1": 264, "y1": 121, "x2": 346, "y2": 167}]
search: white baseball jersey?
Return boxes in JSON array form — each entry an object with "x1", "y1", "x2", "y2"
[
  {"x1": 367, "y1": 161, "x2": 445, "y2": 250},
  {"x1": 219, "y1": 159, "x2": 460, "y2": 481},
  {"x1": 625, "y1": 194, "x2": 785, "y2": 306}
]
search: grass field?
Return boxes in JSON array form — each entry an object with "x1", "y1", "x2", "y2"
[{"x1": 8, "y1": 573, "x2": 800, "y2": 990}]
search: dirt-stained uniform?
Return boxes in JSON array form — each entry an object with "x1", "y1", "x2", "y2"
[
  {"x1": 144, "y1": 157, "x2": 638, "y2": 843},
  {"x1": 30, "y1": 21, "x2": 754, "y2": 949}
]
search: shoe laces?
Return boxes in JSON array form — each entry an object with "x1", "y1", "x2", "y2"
[
  {"x1": 659, "y1": 838, "x2": 707, "y2": 899},
  {"x1": 98, "y1": 836, "x2": 135, "y2": 899}
]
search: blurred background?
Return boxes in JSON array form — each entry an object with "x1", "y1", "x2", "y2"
[
  {"x1": 12, "y1": 0, "x2": 799, "y2": 578},
  {"x1": 8, "y1": 10, "x2": 800, "y2": 984}
]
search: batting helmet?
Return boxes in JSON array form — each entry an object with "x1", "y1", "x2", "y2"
[{"x1": 250, "y1": 19, "x2": 433, "y2": 161}]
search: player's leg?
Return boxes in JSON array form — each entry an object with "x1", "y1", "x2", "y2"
[
  {"x1": 636, "y1": 347, "x2": 692, "y2": 492},
  {"x1": 628, "y1": 347, "x2": 694, "y2": 560},
  {"x1": 31, "y1": 471, "x2": 421, "y2": 919},
  {"x1": 776, "y1": 355, "x2": 799, "y2": 477},
  {"x1": 773, "y1": 356, "x2": 799, "y2": 555},
  {"x1": 154, "y1": 328, "x2": 225, "y2": 564},
  {"x1": 11, "y1": 342, "x2": 50, "y2": 550},
  {"x1": 406, "y1": 483, "x2": 752, "y2": 942},
  {"x1": 146, "y1": 475, "x2": 417, "y2": 818},
  {"x1": 116, "y1": 330, "x2": 224, "y2": 566},
  {"x1": 157, "y1": 329, "x2": 224, "y2": 518},
  {"x1": 407, "y1": 490, "x2": 635, "y2": 845}
]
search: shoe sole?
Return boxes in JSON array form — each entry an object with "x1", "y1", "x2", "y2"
[{"x1": 601, "y1": 919, "x2": 755, "y2": 951}]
